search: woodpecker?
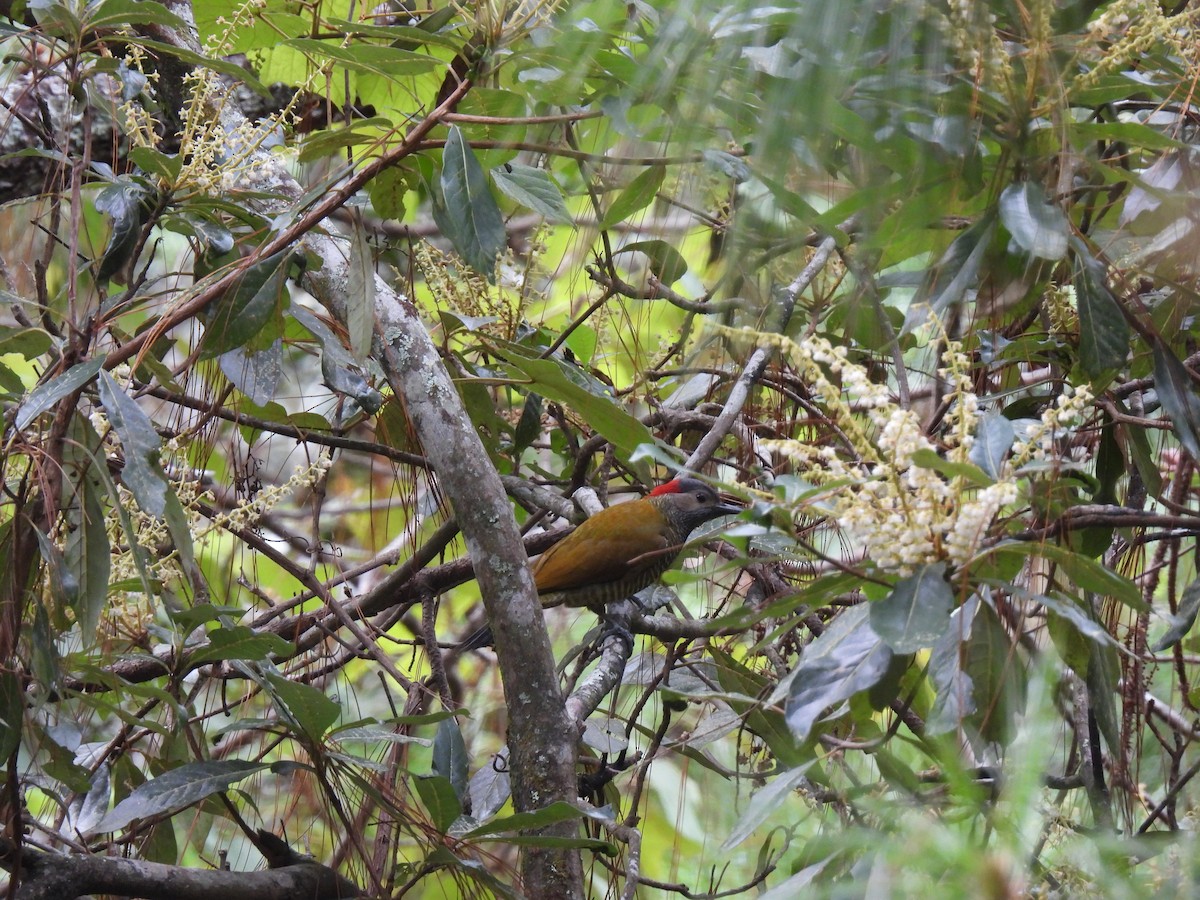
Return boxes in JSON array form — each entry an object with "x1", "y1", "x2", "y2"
[{"x1": 459, "y1": 477, "x2": 740, "y2": 649}]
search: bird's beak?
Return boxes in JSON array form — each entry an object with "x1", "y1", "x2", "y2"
[{"x1": 716, "y1": 495, "x2": 744, "y2": 518}]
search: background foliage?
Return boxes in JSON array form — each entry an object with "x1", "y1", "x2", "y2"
[{"x1": 2, "y1": 0, "x2": 1200, "y2": 896}]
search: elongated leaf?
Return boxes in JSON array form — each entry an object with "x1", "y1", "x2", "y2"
[
  {"x1": 16, "y1": 358, "x2": 104, "y2": 430},
  {"x1": 69, "y1": 764, "x2": 111, "y2": 837},
  {"x1": 492, "y1": 163, "x2": 572, "y2": 223},
  {"x1": 600, "y1": 165, "x2": 664, "y2": 229},
  {"x1": 1153, "y1": 337, "x2": 1200, "y2": 462},
  {"x1": 0, "y1": 669, "x2": 22, "y2": 762},
  {"x1": 59, "y1": 455, "x2": 110, "y2": 637},
  {"x1": 909, "y1": 448, "x2": 992, "y2": 486},
  {"x1": 200, "y1": 250, "x2": 291, "y2": 358},
  {"x1": 265, "y1": 673, "x2": 340, "y2": 740},
  {"x1": 98, "y1": 370, "x2": 168, "y2": 517},
  {"x1": 1075, "y1": 254, "x2": 1130, "y2": 376},
  {"x1": 926, "y1": 596, "x2": 978, "y2": 735},
  {"x1": 616, "y1": 239, "x2": 689, "y2": 284},
  {"x1": 1152, "y1": 577, "x2": 1200, "y2": 652},
  {"x1": 497, "y1": 352, "x2": 656, "y2": 462},
  {"x1": 785, "y1": 604, "x2": 893, "y2": 742},
  {"x1": 991, "y1": 541, "x2": 1145, "y2": 611},
  {"x1": 218, "y1": 342, "x2": 281, "y2": 406},
  {"x1": 346, "y1": 219, "x2": 376, "y2": 361},
  {"x1": 721, "y1": 763, "x2": 812, "y2": 850},
  {"x1": 969, "y1": 413, "x2": 1014, "y2": 480},
  {"x1": 188, "y1": 626, "x2": 292, "y2": 665},
  {"x1": 999, "y1": 181, "x2": 1068, "y2": 260},
  {"x1": 465, "y1": 800, "x2": 587, "y2": 838},
  {"x1": 96, "y1": 760, "x2": 268, "y2": 832},
  {"x1": 439, "y1": 126, "x2": 507, "y2": 279},
  {"x1": 284, "y1": 38, "x2": 440, "y2": 78},
  {"x1": 86, "y1": 0, "x2": 186, "y2": 31},
  {"x1": 433, "y1": 719, "x2": 469, "y2": 801},
  {"x1": 414, "y1": 774, "x2": 461, "y2": 833},
  {"x1": 870, "y1": 563, "x2": 955, "y2": 653},
  {"x1": 905, "y1": 213, "x2": 996, "y2": 333}
]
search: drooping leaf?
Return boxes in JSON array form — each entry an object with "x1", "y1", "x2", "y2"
[
  {"x1": 414, "y1": 775, "x2": 462, "y2": 833},
  {"x1": 94, "y1": 760, "x2": 269, "y2": 833},
  {"x1": 69, "y1": 763, "x2": 112, "y2": 838},
  {"x1": 15, "y1": 358, "x2": 104, "y2": 431},
  {"x1": 908, "y1": 449, "x2": 992, "y2": 487},
  {"x1": 1074, "y1": 252, "x2": 1130, "y2": 377},
  {"x1": 926, "y1": 598, "x2": 976, "y2": 735},
  {"x1": 218, "y1": 342, "x2": 281, "y2": 406},
  {"x1": 439, "y1": 126, "x2": 507, "y2": 280},
  {"x1": 721, "y1": 764, "x2": 813, "y2": 850},
  {"x1": 615, "y1": 239, "x2": 689, "y2": 284},
  {"x1": 200, "y1": 250, "x2": 291, "y2": 359},
  {"x1": 0, "y1": 669, "x2": 23, "y2": 762},
  {"x1": 97, "y1": 370, "x2": 169, "y2": 517},
  {"x1": 599, "y1": 165, "x2": 665, "y2": 229},
  {"x1": 991, "y1": 541, "x2": 1145, "y2": 611},
  {"x1": 264, "y1": 673, "x2": 340, "y2": 741},
  {"x1": 93, "y1": 178, "x2": 153, "y2": 284},
  {"x1": 289, "y1": 303, "x2": 383, "y2": 413},
  {"x1": 969, "y1": 413, "x2": 1015, "y2": 480},
  {"x1": 465, "y1": 800, "x2": 587, "y2": 838},
  {"x1": 1152, "y1": 337, "x2": 1200, "y2": 462},
  {"x1": 492, "y1": 163, "x2": 572, "y2": 224},
  {"x1": 496, "y1": 349, "x2": 656, "y2": 463},
  {"x1": 870, "y1": 563, "x2": 955, "y2": 653},
  {"x1": 999, "y1": 181, "x2": 1068, "y2": 260},
  {"x1": 433, "y1": 719, "x2": 469, "y2": 801},
  {"x1": 188, "y1": 626, "x2": 292, "y2": 665},
  {"x1": 785, "y1": 604, "x2": 893, "y2": 742},
  {"x1": 904, "y1": 212, "x2": 996, "y2": 333},
  {"x1": 58, "y1": 445, "x2": 110, "y2": 636},
  {"x1": 1152, "y1": 577, "x2": 1200, "y2": 652},
  {"x1": 284, "y1": 38, "x2": 441, "y2": 78},
  {"x1": 345, "y1": 218, "x2": 376, "y2": 361}
]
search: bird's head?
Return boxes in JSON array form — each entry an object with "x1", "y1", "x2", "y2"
[{"x1": 649, "y1": 477, "x2": 742, "y2": 529}]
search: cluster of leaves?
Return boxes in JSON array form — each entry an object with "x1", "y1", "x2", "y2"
[{"x1": 5, "y1": 0, "x2": 1200, "y2": 896}]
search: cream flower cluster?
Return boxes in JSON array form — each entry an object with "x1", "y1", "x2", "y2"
[{"x1": 753, "y1": 330, "x2": 1087, "y2": 576}]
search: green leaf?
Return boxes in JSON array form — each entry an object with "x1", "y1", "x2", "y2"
[
  {"x1": 94, "y1": 178, "x2": 153, "y2": 284},
  {"x1": 439, "y1": 126, "x2": 507, "y2": 280},
  {"x1": 968, "y1": 413, "x2": 1014, "y2": 480},
  {"x1": 999, "y1": 181, "x2": 1068, "y2": 260},
  {"x1": 905, "y1": 213, "x2": 996, "y2": 333},
  {"x1": 128, "y1": 39, "x2": 268, "y2": 94},
  {"x1": 465, "y1": 800, "x2": 588, "y2": 838},
  {"x1": 283, "y1": 38, "x2": 441, "y2": 78},
  {"x1": 600, "y1": 165, "x2": 664, "y2": 229},
  {"x1": 432, "y1": 719, "x2": 469, "y2": 801},
  {"x1": 496, "y1": 348, "x2": 656, "y2": 463},
  {"x1": 1152, "y1": 577, "x2": 1200, "y2": 652},
  {"x1": 85, "y1": 0, "x2": 186, "y2": 31},
  {"x1": 289, "y1": 303, "x2": 383, "y2": 413},
  {"x1": 1152, "y1": 337, "x2": 1200, "y2": 462},
  {"x1": 346, "y1": 218, "x2": 376, "y2": 361},
  {"x1": 721, "y1": 764, "x2": 812, "y2": 850},
  {"x1": 200, "y1": 250, "x2": 291, "y2": 359},
  {"x1": 1075, "y1": 253, "x2": 1130, "y2": 377},
  {"x1": 59, "y1": 436, "x2": 110, "y2": 638},
  {"x1": 264, "y1": 673, "x2": 340, "y2": 740},
  {"x1": 492, "y1": 163, "x2": 572, "y2": 224},
  {"x1": 97, "y1": 370, "x2": 169, "y2": 517},
  {"x1": 615, "y1": 239, "x2": 689, "y2": 284},
  {"x1": 414, "y1": 774, "x2": 461, "y2": 833},
  {"x1": 991, "y1": 542, "x2": 1146, "y2": 611},
  {"x1": 0, "y1": 669, "x2": 23, "y2": 762},
  {"x1": 16, "y1": 358, "x2": 104, "y2": 431},
  {"x1": 870, "y1": 563, "x2": 955, "y2": 653},
  {"x1": 188, "y1": 626, "x2": 292, "y2": 665},
  {"x1": 0, "y1": 326, "x2": 52, "y2": 359},
  {"x1": 908, "y1": 448, "x2": 993, "y2": 486},
  {"x1": 785, "y1": 604, "x2": 893, "y2": 742},
  {"x1": 95, "y1": 760, "x2": 269, "y2": 833},
  {"x1": 218, "y1": 342, "x2": 281, "y2": 406}
]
